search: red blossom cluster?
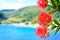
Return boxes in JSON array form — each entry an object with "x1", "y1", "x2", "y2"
[
  {"x1": 36, "y1": 25, "x2": 47, "y2": 38},
  {"x1": 38, "y1": 0, "x2": 48, "y2": 10},
  {"x1": 38, "y1": 12, "x2": 52, "y2": 25},
  {"x1": 36, "y1": 0, "x2": 52, "y2": 39}
]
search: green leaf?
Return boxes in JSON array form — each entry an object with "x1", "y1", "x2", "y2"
[
  {"x1": 45, "y1": 6, "x2": 57, "y2": 15},
  {"x1": 58, "y1": 4, "x2": 60, "y2": 11},
  {"x1": 56, "y1": 0, "x2": 60, "y2": 11},
  {"x1": 59, "y1": 0, "x2": 60, "y2": 2},
  {"x1": 50, "y1": 0, "x2": 57, "y2": 8},
  {"x1": 51, "y1": 24, "x2": 56, "y2": 30},
  {"x1": 48, "y1": 9, "x2": 56, "y2": 15},
  {"x1": 53, "y1": 18, "x2": 60, "y2": 25},
  {"x1": 54, "y1": 27, "x2": 60, "y2": 35}
]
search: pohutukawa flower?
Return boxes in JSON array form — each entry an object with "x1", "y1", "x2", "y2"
[
  {"x1": 38, "y1": 0, "x2": 48, "y2": 10},
  {"x1": 36, "y1": 25, "x2": 48, "y2": 38},
  {"x1": 38, "y1": 12, "x2": 52, "y2": 25}
]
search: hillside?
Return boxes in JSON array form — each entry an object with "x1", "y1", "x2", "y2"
[{"x1": 0, "y1": 6, "x2": 41, "y2": 24}]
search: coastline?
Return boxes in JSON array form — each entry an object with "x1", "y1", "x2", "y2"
[{"x1": 0, "y1": 22, "x2": 40, "y2": 28}]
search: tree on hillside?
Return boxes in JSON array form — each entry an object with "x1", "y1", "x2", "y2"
[{"x1": 0, "y1": 12, "x2": 7, "y2": 24}]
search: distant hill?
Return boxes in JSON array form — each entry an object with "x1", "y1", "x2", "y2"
[
  {"x1": 0, "y1": 6, "x2": 41, "y2": 24},
  {"x1": 0, "y1": 9, "x2": 14, "y2": 12}
]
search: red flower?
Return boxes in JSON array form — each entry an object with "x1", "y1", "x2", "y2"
[
  {"x1": 38, "y1": 12, "x2": 52, "y2": 25},
  {"x1": 36, "y1": 25, "x2": 47, "y2": 38},
  {"x1": 38, "y1": 0, "x2": 48, "y2": 10}
]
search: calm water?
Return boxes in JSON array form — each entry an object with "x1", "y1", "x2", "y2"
[{"x1": 0, "y1": 24, "x2": 60, "y2": 40}]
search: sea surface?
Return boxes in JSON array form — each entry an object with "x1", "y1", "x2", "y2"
[{"x1": 0, "y1": 24, "x2": 60, "y2": 40}]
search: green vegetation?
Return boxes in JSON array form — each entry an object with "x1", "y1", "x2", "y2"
[{"x1": 0, "y1": 6, "x2": 40, "y2": 24}]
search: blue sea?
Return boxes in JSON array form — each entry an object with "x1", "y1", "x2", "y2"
[{"x1": 0, "y1": 24, "x2": 60, "y2": 40}]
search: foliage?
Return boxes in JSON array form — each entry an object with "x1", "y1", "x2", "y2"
[
  {"x1": 47, "y1": 0, "x2": 60, "y2": 35},
  {"x1": 44, "y1": 0, "x2": 60, "y2": 35}
]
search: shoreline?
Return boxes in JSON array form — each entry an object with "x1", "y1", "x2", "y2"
[{"x1": 0, "y1": 23, "x2": 40, "y2": 28}]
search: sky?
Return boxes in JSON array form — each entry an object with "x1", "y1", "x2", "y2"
[{"x1": 0, "y1": 0, "x2": 37, "y2": 10}]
